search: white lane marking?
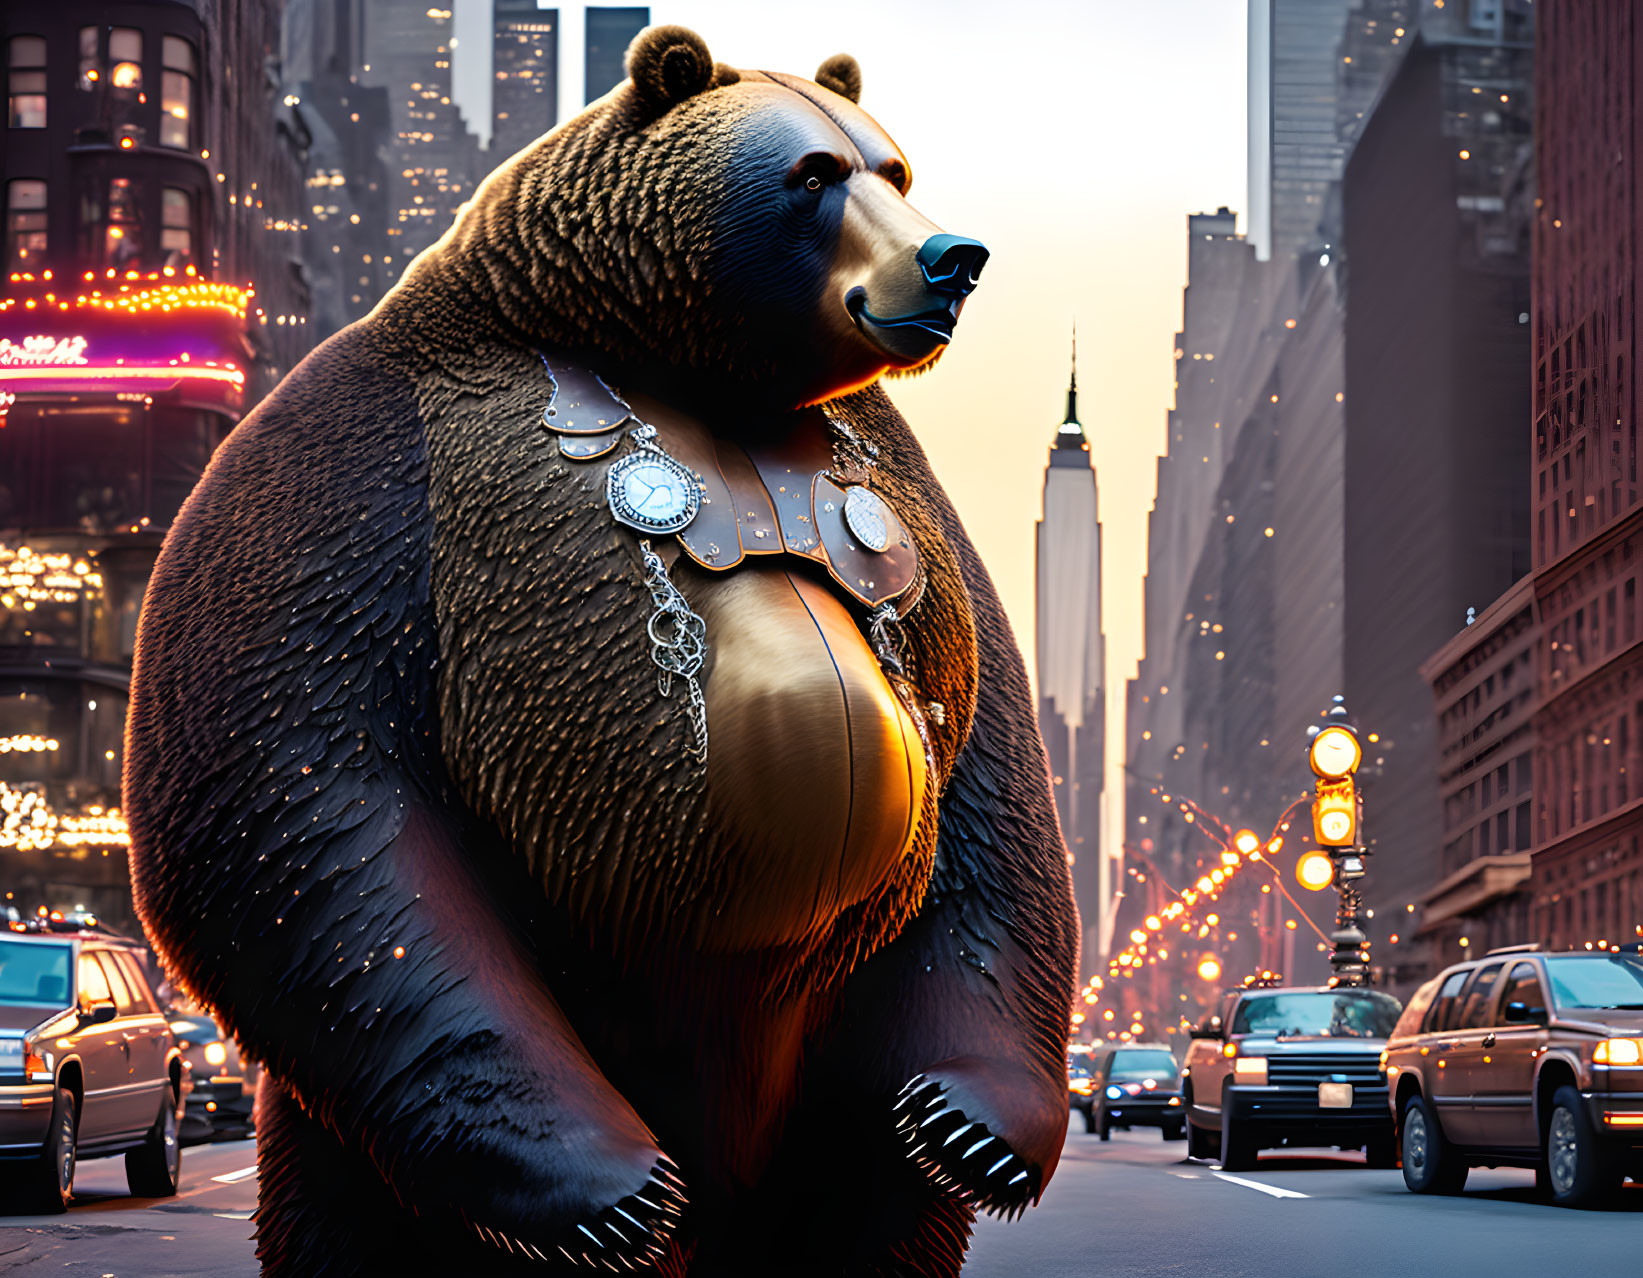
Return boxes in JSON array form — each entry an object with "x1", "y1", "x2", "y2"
[
  {"x1": 1169, "y1": 1171, "x2": 1201, "y2": 1179},
  {"x1": 1212, "y1": 1171, "x2": 1309, "y2": 1199},
  {"x1": 210, "y1": 1165, "x2": 260, "y2": 1184},
  {"x1": 213, "y1": 1210, "x2": 255, "y2": 1220}
]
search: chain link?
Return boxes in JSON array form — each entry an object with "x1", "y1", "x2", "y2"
[{"x1": 639, "y1": 539, "x2": 709, "y2": 764}]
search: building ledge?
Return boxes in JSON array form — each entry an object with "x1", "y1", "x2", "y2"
[
  {"x1": 1418, "y1": 853, "x2": 1531, "y2": 929},
  {"x1": 1530, "y1": 795, "x2": 1643, "y2": 864}
]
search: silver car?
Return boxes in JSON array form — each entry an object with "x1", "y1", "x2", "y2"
[{"x1": 0, "y1": 925, "x2": 183, "y2": 1211}]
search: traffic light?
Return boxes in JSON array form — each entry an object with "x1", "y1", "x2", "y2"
[
  {"x1": 1309, "y1": 722, "x2": 1362, "y2": 847},
  {"x1": 1295, "y1": 850, "x2": 1335, "y2": 891},
  {"x1": 1312, "y1": 778, "x2": 1360, "y2": 846}
]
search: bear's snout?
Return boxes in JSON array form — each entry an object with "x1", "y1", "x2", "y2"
[{"x1": 915, "y1": 234, "x2": 989, "y2": 300}]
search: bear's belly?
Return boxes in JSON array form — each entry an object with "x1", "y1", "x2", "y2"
[{"x1": 688, "y1": 565, "x2": 928, "y2": 951}]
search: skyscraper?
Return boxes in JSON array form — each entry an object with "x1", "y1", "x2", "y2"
[
  {"x1": 359, "y1": 0, "x2": 483, "y2": 284},
  {"x1": 493, "y1": 0, "x2": 559, "y2": 160},
  {"x1": 1247, "y1": 0, "x2": 1355, "y2": 261},
  {"x1": 1036, "y1": 339, "x2": 1106, "y2": 967},
  {"x1": 585, "y1": 7, "x2": 648, "y2": 104}
]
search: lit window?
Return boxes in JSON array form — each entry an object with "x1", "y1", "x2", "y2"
[
  {"x1": 104, "y1": 177, "x2": 143, "y2": 268},
  {"x1": 161, "y1": 186, "x2": 192, "y2": 268},
  {"x1": 8, "y1": 36, "x2": 47, "y2": 128},
  {"x1": 109, "y1": 28, "x2": 142, "y2": 91},
  {"x1": 78, "y1": 26, "x2": 99, "y2": 90},
  {"x1": 5, "y1": 178, "x2": 47, "y2": 271},
  {"x1": 160, "y1": 36, "x2": 195, "y2": 149}
]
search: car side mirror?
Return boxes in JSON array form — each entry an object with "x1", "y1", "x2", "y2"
[
  {"x1": 1503, "y1": 1001, "x2": 1546, "y2": 1024},
  {"x1": 81, "y1": 1001, "x2": 118, "y2": 1025}
]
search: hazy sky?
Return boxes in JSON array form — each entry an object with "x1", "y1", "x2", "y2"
[{"x1": 451, "y1": 0, "x2": 1251, "y2": 857}]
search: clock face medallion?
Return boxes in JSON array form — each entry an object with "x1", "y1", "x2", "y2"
[
  {"x1": 843, "y1": 485, "x2": 892, "y2": 552},
  {"x1": 606, "y1": 452, "x2": 700, "y2": 534}
]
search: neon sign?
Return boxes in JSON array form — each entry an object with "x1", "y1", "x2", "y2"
[{"x1": 0, "y1": 336, "x2": 88, "y2": 366}]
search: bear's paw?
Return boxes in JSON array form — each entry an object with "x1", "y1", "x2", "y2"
[
  {"x1": 627, "y1": 25, "x2": 718, "y2": 112},
  {"x1": 466, "y1": 1155, "x2": 687, "y2": 1269},
  {"x1": 893, "y1": 1071, "x2": 1048, "y2": 1221},
  {"x1": 815, "y1": 54, "x2": 863, "y2": 104}
]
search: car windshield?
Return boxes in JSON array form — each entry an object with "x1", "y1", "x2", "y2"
[
  {"x1": 1543, "y1": 955, "x2": 1643, "y2": 1009},
  {"x1": 1232, "y1": 990, "x2": 1401, "y2": 1038},
  {"x1": 0, "y1": 938, "x2": 72, "y2": 1007},
  {"x1": 1110, "y1": 1050, "x2": 1176, "y2": 1080}
]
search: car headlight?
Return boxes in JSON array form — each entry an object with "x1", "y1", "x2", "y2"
[
  {"x1": 1233, "y1": 1056, "x2": 1269, "y2": 1084},
  {"x1": 1594, "y1": 1038, "x2": 1643, "y2": 1065},
  {"x1": 1105, "y1": 1085, "x2": 1124, "y2": 1100},
  {"x1": 203, "y1": 1041, "x2": 228, "y2": 1068}
]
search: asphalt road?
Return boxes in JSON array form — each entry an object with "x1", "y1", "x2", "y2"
[
  {"x1": 2, "y1": 1129, "x2": 1638, "y2": 1275},
  {"x1": 0, "y1": 1139, "x2": 259, "y2": 1275},
  {"x1": 969, "y1": 1125, "x2": 1643, "y2": 1278}
]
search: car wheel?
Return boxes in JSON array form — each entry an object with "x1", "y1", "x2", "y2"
[
  {"x1": 1186, "y1": 1112, "x2": 1217, "y2": 1160},
  {"x1": 1400, "y1": 1093, "x2": 1466, "y2": 1195},
  {"x1": 1219, "y1": 1115, "x2": 1259, "y2": 1172},
  {"x1": 125, "y1": 1092, "x2": 182, "y2": 1198},
  {"x1": 1544, "y1": 1084, "x2": 1621, "y2": 1208},
  {"x1": 1163, "y1": 1118, "x2": 1186, "y2": 1142},
  {"x1": 20, "y1": 1077, "x2": 78, "y2": 1209},
  {"x1": 1364, "y1": 1132, "x2": 1399, "y2": 1169}
]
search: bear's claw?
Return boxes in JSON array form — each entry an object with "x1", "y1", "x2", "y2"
[
  {"x1": 468, "y1": 1156, "x2": 686, "y2": 1269},
  {"x1": 893, "y1": 1076, "x2": 1039, "y2": 1221}
]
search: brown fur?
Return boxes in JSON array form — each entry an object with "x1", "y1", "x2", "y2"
[{"x1": 125, "y1": 31, "x2": 1076, "y2": 1276}]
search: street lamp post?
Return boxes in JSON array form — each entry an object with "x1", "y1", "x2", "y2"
[{"x1": 1308, "y1": 697, "x2": 1371, "y2": 986}]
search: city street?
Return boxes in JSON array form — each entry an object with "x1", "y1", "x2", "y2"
[
  {"x1": 968, "y1": 1128, "x2": 1643, "y2": 1278},
  {"x1": 3, "y1": 1128, "x2": 1640, "y2": 1275}
]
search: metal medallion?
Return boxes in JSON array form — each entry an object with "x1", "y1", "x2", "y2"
[
  {"x1": 843, "y1": 485, "x2": 892, "y2": 553},
  {"x1": 607, "y1": 451, "x2": 700, "y2": 535}
]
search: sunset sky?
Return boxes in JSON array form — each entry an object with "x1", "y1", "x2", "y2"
[{"x1": 452, "y1": 0, "x2": 1251, "y2": 853}]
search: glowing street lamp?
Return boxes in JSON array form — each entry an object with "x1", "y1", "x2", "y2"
[
  {"x1": 1196, "y1": 954, "x2": 1222, "y2": 983},
  {"x1": 1233, "y1": 828, "x2": 1260, "y2": 855}
]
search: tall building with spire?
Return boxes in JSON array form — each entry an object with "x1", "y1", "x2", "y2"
[{"x1": 1036, "y1": 338, "x2": 1107, "y2": 968}]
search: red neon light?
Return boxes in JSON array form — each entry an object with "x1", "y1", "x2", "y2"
[{"x1": 0, "y1": 365, "x2": 244, "y2": 386}]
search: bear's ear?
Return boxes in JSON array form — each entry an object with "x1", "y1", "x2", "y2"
[
  {"x1": 627, "y1": 26, "x2": 718, "y2": 112},
  {"x1": 815, "y1": 54, "x2": 862, "y2": 104}
]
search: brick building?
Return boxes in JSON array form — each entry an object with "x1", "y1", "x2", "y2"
[{"x1": 1527, "y1": 0, "x2": 1643, "y2": 949}]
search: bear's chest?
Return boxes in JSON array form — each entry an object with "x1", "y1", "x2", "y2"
[{"x1": 424, "y1": 365, "x2": 966, "y2": 956}]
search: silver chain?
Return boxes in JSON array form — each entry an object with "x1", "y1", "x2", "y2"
[{"x1": 639, "y1": 539, "x2": 709, "y2": 764}]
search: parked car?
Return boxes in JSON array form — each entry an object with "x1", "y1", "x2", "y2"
[
  {"x1": 1384, "y1": 944, "x2": 1643, "y2": 1207},
  {"x1": 1181, "y1": 982, "x2": 1401, "y2": 1171},
  {"x1": 167, "y1": 999, "x2": 257, "y2": 1144},
  {"x1": 1068, "y1": 1045, "x2": 1098, "y2": 1131},
  {"x1": 0, "y1": 924, "x2": 183, "y2": 1211},
  {"x1": 1084, "y1": 1044, "x2": 1184, "y2": 1140}
]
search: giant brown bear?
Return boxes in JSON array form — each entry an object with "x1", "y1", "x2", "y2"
[{"x1": 126, "y1": 27, "x2": 1078, "y2": 1277}]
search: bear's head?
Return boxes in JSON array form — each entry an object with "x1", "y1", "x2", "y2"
[{"x1": 423, "y1": 27, "x2": 988, "y2": 411}]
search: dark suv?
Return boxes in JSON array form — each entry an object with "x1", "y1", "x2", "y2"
[
  {"x1": 0, "y1": 926, "x2": 183, "y2": 1211},
  {"x1": 1385, "y1": 946, "x2": 1643, "y2": 1207},
  {"x1": 1181, "y1": 984, "x2": 1402, "y2": 1171},
  {"x1": 1084, "y1": 1044, "x2": 1184, "y2": 1141}
]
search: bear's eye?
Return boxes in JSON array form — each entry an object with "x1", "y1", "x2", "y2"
[{"x1": 788, "y1": 152, "x2": 850, "y2": 192}]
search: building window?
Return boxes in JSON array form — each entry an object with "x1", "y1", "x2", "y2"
[
  {"x1": 160, "y1": 36, "x2": 195, "y2": 149},
  {"x1": 77, "y1": 26, "x2": 97, "y2": 90},
  {"x1": 8, "y1": 36, "x2": 47, "y2": 128},
  {"x1": 160, "y1": 187, "x2": 192, "y2": 268},
  {"x1": 5, "y1": 178, "x2": 47, "y2": 272},
  {"x1": 109, "y1": 28, "x2": 142, "y2": 91},
  {"x1": 103, "y1": 177, "x2": 143, "y2": 268}
]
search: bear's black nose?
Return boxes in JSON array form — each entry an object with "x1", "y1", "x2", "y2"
[{"x1": 917, "y1": 235, "x2": 989, "y2": 299}]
